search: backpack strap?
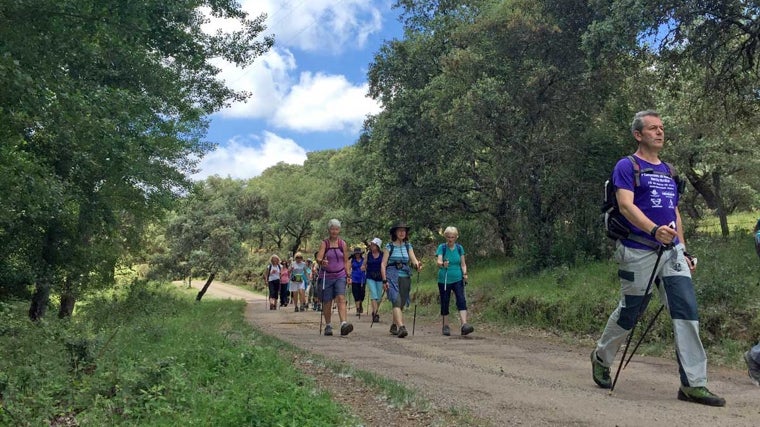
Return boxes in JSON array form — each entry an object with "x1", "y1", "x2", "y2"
[
  {"x1": 442, "y1": 243, "x2": 463, "y2": 259},
  {"x1": 626, "y1": 155, "x2": 641, "y2": 187},
  {"x1": 388, "y1": 242, "x2": 411, "y2": 261}
]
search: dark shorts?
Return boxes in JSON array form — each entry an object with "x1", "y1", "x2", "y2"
[
  {"x1": 391, "y1": 276, "x2": 411, "y2": 309},
  {"x1": 268, "y1": 280, "x2": 280, "y2": 299},
  {"x1": 321, "y1": 277, "x2": 347, "y2": 301}
]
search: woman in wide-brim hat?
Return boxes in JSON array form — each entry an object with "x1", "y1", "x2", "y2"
[
  {"x1": 350, "y1": 247, "x2": 366, "y2": 315},
  {"x1": 381, "y1": 221, "x2": 422, "y2": 338}
]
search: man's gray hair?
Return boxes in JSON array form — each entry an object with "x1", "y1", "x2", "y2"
[
  {"x1": 631, "y1": 110, "x2": 660, "y2": 135},
  {"x1": 327, "y1": 218, "x2": 341, "y2": 229}
]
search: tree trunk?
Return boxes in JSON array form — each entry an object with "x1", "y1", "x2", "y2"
[
  {"x1": 712, "y1": 172, "x2": 729, "y2": 237},
  {"x1": 685, "y1": 169, "x2": 719, "y2": 210},
  {"x1": 29, "y1": 226, "x2": 58, "y2": 321},
  {"x1": 29, "y1": 279, "x2": 51, "y2": 321},
  {"x1": 196, "y1": 272, "x2": 216, "y2": 301},
  {"x1": 57, "y1": 276, "x2": 76, "y2": 318},
  {"x1": 59, "y1": 293, "x2": 76, "y2": 318}
]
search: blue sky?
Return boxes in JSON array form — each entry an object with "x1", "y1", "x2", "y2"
[{"x1": 194, "y1": 0, "x2": 404, "y2": 180}]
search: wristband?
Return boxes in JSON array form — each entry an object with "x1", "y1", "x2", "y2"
[
  {"x1": 382, "y1": 279, "x2": 387, "y2": 283},
  {"x1": 650, "y1": 225, "x2": 660, "y2": 237}
]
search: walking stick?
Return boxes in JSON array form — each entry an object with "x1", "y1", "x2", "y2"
[
  {"x1": 412, "y1": 304, "x2": 417, "y2": 336},
  {"x1": 623, "y1": 304, "x2": 665, "y2": 369},
  {"x1": 610, "y1": 245, "x2": 666, "y2": 393},
  {"x1": 319, "y1": 273, "x2": 326, "y2": 336},
  {"x1": 442, "y1": 266, "x2": 448, "y2": 332},
  {"x1": 412, "y1": 267, "x2": 419, "y2": 336}
]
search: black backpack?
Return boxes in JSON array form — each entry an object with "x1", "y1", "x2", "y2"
[{"x1": 602, "y1": 155, "x2": 685, "y2": 249}]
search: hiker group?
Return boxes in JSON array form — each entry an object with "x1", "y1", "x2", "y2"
[
  {"x1": 260, "y1": 110, "x2": 760, "y2": 408},
  {"x1": 262, "y1": 219, "x2": 474, "y2": 340}
]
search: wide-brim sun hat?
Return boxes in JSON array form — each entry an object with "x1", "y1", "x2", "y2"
[
  {"x1": 352, "y1": 247, "x2": 364, "y2": 255},
  {"x1": 370, "y1": 237, "x2": 382, "y2": 247},
  {"x1": 389, "y1": 221, "x2": 410, "y2": 235}
]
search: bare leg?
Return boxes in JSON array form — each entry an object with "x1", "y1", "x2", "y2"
[
  {"x1": 459, "y1": 310, "x2": 468, "y2": 325},
  {"x1": 323, "y1": 299, "x2": 333, "y2": 324},
  {"x1": 336, "y1": 294, "x2": 347, "y2": 323},
  {"x1": 392, "y1": 306, "x2": 404, "y2": 326}
]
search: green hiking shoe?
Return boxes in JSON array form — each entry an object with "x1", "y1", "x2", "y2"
[
  {"x1": 677, "y1": 386, "x2": 726, "y2": 407},
  {"x1": 591, "y1": 350, "x2": 611, "y2": 389}
]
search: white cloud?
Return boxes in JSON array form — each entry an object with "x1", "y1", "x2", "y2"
[
  {"x1": 243, "y1": 0, "x2": 383, "y2": 53},
  {"x1": 192, "y1": 131, "x2": 307, "y2": 180},
  {"x1": 274, "y1": 72, "x2": 381, "y2": 132},
  {"x1": 212, "y1": 48, "x2": 296, "y2": 119}
]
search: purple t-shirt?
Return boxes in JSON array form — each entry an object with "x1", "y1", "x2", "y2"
[
  {"x1": 321, "y1": 239, "x2": 347, "y2": 280},
  {"x1": 613, "y1": 155, "x2": 680, "y2": 250}
]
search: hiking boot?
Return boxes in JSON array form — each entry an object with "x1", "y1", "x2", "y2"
[
  {"x1": 745, "y1": 351, "x2": 760, "y2": 386},
  {"x1": 340, "y1": 322, "x2": 354, "y2": 336},
  {"x1": 294, "y1": 306, "x2": 300, "y2": 312},
  {"x1": 677, "y1": 386, "x2": 726, "y2": 407},
  {"x1": 373, "y1": 314, "x2": 380, "y2": 323},
  {"x1": 461, "y1": 323, "x2": 474, "y2": 336},
  {"x1": 591, "y1": 350, "x2": 611, "y2": 389},
  {"x1": 270, "y1": 304, "x2": 276, "y2": 310},
  {"x1": 324, "y1": 324, "x2": 333, "y2": 336},
  {"x1": 390, "y1": 324, "x2": 398, "y2": 335},
  {"x1": 442, "y1": 325, "x2": 451, "y2": 336},
  {"x1": 397, "y1": 325, "x2": 408, "y2": 338}
]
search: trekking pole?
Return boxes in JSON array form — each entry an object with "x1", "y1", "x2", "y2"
[
  {"x1": 371, "y1": 289, "x2": 385, "y2": 328},
  {"x1": 319, "y1": 273, "x2": 326, "y2": 336},
  {"x1": 412, "y1": 304, "x2": 417, "y2": 336},
  {"x1": 610, "y1": 245, "x2": 666, "y2": 393},
  {"x1": 442, "y1": 266, "x2": 448, "y2": 332},
  {"x1": 412, "y1": 265, "x2": 420, "y2": 335},
  {"x1": 623, "y1": 304, "x2": 665, "y2": 369}
]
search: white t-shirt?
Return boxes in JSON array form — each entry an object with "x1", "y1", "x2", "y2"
[{"x1": 267, "y1": 264, "x2": 281, "y2": 282}]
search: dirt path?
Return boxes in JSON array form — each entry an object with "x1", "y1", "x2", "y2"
[{"x1": 190, "y1": 280, "x2": 760, "y2": 426}]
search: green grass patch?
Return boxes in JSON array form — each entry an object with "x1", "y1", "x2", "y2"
[{"x1": 0, "y1": 282, "x2": 348, "y2": 426}]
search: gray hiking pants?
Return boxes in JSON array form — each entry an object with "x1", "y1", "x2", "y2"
[{"x1": 595, "y1": 243, "x2": 708, "y2": 387}]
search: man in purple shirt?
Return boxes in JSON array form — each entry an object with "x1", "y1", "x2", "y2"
[{"x1": 591, "y1": 110, "x2": 725, "y2": 407}]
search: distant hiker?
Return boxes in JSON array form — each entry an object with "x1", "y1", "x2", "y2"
[
  {"x1": 381, "y1": 221, "x2": 422, "y2": 338},
  {"x1": 316, "y1": 219, "x2": 353, "y2": 336},
  {"x1": 591, "y1": 110, "x2": 724, "y2": 406},
  {"x1": 290, "y1": 253, "x2": 308, "y2": 312},
  {"x1": 350, "y1": 247, "x2": 367, "y2": 316},
  {"x1": 310, "y1": 252, "x2": 322, "y2": 311},
  {"x1": 279, "y1": 260, "x2": 290, "y2": 307},
  {"x1": 436, "y1": 226, "x2": 473, "y2": 336},
  {"x1": 304, "y1": 258, "x2": 313, "y2": 308},
  {"x1": 754, "y1": 217, "x2": 760, "y2": 261},
  {"x1": 366, "y1": 237, "x2": 384, "y2": 323},
  {"x1": 264, "y1": 255, "x2": 281, "y2": 310}
]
